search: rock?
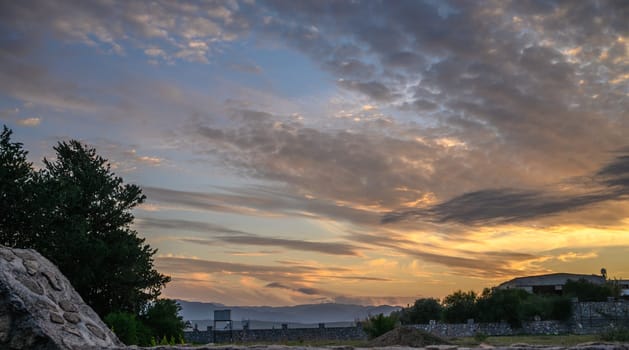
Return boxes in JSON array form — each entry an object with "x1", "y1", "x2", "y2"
[
  {"x1": 59, "y1": 300, "x2": 78, "y2": 313},
  {"x1": 43, "y1": 271, "x2": 63, "y2": 291},
  {"x1": 63, "y1": 312, "x2": 81, "y2": 324},
  {"x1": 0, "y1": 245, "x2": 123, "y2": 349},
  {"x1": 50, "y1": 312, "x2": 65, "y2": 324},
  {"x1": 23, "y1": 259, "x2": 39, "y2": 275}
]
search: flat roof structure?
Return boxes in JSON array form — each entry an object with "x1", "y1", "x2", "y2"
[{"x1": 498, "y1": 273, "x2": 605, "y2": 295}]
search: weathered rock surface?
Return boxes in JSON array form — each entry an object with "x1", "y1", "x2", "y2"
[{"x1": 0, "y1": 245, "x2": 122, "y2": 349}]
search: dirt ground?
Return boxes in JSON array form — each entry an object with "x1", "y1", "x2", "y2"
[{"x1": 367, "y1": 327, "x2": 451, "y2": 347}]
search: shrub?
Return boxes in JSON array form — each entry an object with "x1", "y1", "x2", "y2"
[
  {"x1": 363, "y1": 313, "x2": 398, "y2": 339},
  {"x1": 104, "y1": 312, "x2": 140, "y2": 345}
]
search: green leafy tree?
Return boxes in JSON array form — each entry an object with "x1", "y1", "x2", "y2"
[
  {"x1": 442, "y1": 290, "x2": 478, "y2": 323},
  {"x1": 476, "y1": 288, "x2": 529, "y2": 327},
  {"x1": 33, "y1": 140, "x2": 170, "y2": 316},
  {"x1": 362, "y1": 313, "x2": 398, "y2": 339},
  {"x1": 1, "y1": 128, "x2": 170, "y2": 318},
  {"x1": 563, "y1": 278, "x2": 614, "y2": 301},
  {"x1": 140, "y1": 299, "x2": 187, "y2": 343},
  {"x1": 0, "y1": 125, "x2": 36, "y2": 247},
  {"x1": 476, "y1": 287, "x2": 572, "y2": 327},
  {"x1": 399, "y1": 298, "x2": 442, "y2": 324}
]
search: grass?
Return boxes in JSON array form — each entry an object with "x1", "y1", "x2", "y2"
[
  {"x1": 208, "y1": 335, "x2": 601, "y2": 347},
  {"x1": 215, "y1": 339, "x2": 370, "y2": 347},
  {"x1": 450, "y1": 334, "x2": 599, "y2": 347}
]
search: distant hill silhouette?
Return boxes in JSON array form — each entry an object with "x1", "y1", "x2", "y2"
[{"x1": 177, "y1": 300, "x2": 400, "y2": 325}]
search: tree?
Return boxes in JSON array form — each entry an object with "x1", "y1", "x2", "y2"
[
  {"x1": 0, "y1": 125, "x2": 36, "y2": 247},
  {"x1": 33, "y1": 140, "x2": 170, "y2": 316},
  {"x1": 563, "y1": 278, "x2": 615, "y2": 302},
  {"x1": 0, "y1": 127, "x2": 184, "y2": 344},
  {"x1": 441, "y1": 290, "x2": 478, "y2": 323},
  {"x1": 476, "y1": 288, "x2": 529, "y2": 327},
  {"x1": 140, "y1": 299, "x2": 187, "y2": 343},
  {"x1": 0, "y1": 129, "x2": 170, "y2": 318},
  {"x1": 399, "y1": 298, "x2": 442, "y2": 324}
]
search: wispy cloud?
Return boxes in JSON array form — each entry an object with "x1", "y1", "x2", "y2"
[
  {"x1": 16, "y1": 117, "x2": 41, "y2": 126},
  {"x1": 138, "y1": 217, "x2": 361, "y2": 256},
  {"x1": 183, "y1": 237, "x2": 360, "y2": 256}
]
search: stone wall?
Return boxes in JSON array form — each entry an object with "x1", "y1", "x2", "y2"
[
  {"x1": 185, "y1": 324, "x2": 368, "y2": 344},
  {"x1": 412, "y1": 301, "x2": 629, "y2": 338},
  {"x1": 411, "y1": 320, "x2": 571, "y2": 338},
  {"x1": 184, "y1": 301, "x2": 629, "y2": 344},
  {"x1": 572, "y1": 301, "x2": 629, "y2": 334}
]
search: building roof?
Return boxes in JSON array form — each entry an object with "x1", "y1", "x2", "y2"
[{"x1": 498, "y1": 273, "x2": 605, "y2": 289}]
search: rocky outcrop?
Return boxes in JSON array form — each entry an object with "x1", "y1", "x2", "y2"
[{"x1": 0, "y1": 246, "x2": 122, "y2": 349}]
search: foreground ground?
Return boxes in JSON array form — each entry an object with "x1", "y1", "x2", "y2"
[
  {"x1": 134, "y1": 343, "x2": 629, "y2": 350},
  {"x1": 451, "y1": 335, "x2": 600, "y2": 347}
]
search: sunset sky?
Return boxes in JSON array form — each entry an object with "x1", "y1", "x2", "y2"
[{"x1": 1, "y1": 0, "x2": 629, "y2": 307}]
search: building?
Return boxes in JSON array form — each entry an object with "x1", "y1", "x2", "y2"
[{"x1": 498, "y1": 273, "x2": 606, "y2": 295}]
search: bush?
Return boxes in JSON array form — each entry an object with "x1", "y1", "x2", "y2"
[
  {"x1": 363, "y1": 313, "x2": 398, "y2": 339},
  {"x1": 104, "y1": 312, "x2": 140, "y2": 345},
  {"x1": 140, "y1": 299, "x2": 187, "y2": 343},
  {"x1": 547, "y1": 296, "x2": 572, "y2": 321}
]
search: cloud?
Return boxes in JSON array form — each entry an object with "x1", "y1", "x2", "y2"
[
  {"x1": 143, "y1": 185, "x2": 380, "y2": 226},
  {"x1": 597, "y1": 154, "x2": 629, "y2": 188},
  {"x1": 0, "y1": 0, "x2": 251, "y2": 64},
  {"x1": 156, "y1": 256, "x2": 392, "y2": 289},
  {"x1": 16, "y1": 117, "x2": 41, "y2": 126},
  {"x1": 5, "y1": 0, "x2": 629, "y2": 300},
  {"x1": 265, "y1": 282, "x2": 324, "y2": 296},
  {"x1": 337, "y1": 79, "x2": 396, "y2": 102},
  {"x1": 136, "y1": 217, "x2": 247, "y2": 235},
  {"x1": 156, "y1": 256, "x2": 318, "y2": 277},
  {"x1": 556, "y1": 251, "x2": 599, "y2": 262},
  {"x1": 182, "y1": 236, "x2": 360, "y2": 256},
  {"x1": 383, "y1": 153, "x2": 629, "y2": 226},
  {"x1": 229, "y1": 62, "x2": 263, "y2": 74},
  {"x1": 138, "y1": 216, "x2": 362, "y2": 256}
]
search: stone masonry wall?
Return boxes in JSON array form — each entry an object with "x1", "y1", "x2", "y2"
[
  {"x1": 184, "y1": 301, "x2": 629, "y2": 344},
  {"x1": 412, "y1": 301, "x2": 629, "y2": 338},
  {"x1": 411, "y1": 320, "x2": 572, "y2": 338},
  {"x1": 572, "y1": 301, "x2": 629, "y2": 334}
]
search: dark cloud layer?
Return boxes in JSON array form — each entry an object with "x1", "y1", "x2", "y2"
[
  {"x1": 265, "y1": 282, "x2": 323, "y2": 296},
  {"x1": 384, "y1": 153, "x2": 629, "y2": 226}
]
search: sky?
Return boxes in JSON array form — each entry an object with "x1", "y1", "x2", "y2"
[{"x1": 1, "y1": 0, "x2": 629, "y2": 307}]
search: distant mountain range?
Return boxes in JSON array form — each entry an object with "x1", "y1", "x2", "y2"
[{"x1": 177, "y1": 300, "x2": 400, "y2": 326}]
